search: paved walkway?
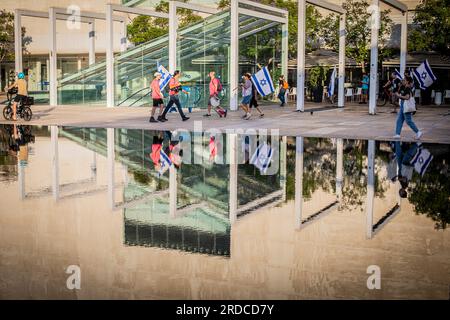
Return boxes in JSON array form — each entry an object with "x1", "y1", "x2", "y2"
[{"x1": 1, "y1": 102, "x2": 449, "y2": 143}]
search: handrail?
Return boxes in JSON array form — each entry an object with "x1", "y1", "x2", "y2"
[
  {"x1": 129, "y1": 89, "x2": 152, "y2": 107},
  {"x1": 117, "y1": 87, "x2": 151, "y2": 106}
]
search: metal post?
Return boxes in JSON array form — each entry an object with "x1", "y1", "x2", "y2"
[
  {"x1": 121, "y1": 21, "x2": 127, "y2": 53},
  {"x1": 295, "y1": 136, "x2": 304, "y2": 228},
  {"x1": 296, "y1": 0, "x2": 306, "y2": 112},
  {"x1": 368, "y1": 0, "x2": 379, "y2": 115},
  {"x1": 49, "y1": 8, "x2": 57, "y2": 106},
  {"x1": 280, "y1": 136, "x2": 287, "y2": 202},
  {"x1": 18, "y1": 157, "x2": 25, "y2": 200},
  {"x1": 230, "y1": 0, "x2": 239, "y2": 111},
  {"x1": 336, "y1": 138, "x2": 343, "y2": 203},
  {"x1": 89, "y1": 21, "x2": 96, "y2": 65},
  {"x1": 338, "y1": 14, "x2": 346, "y2": 108},
  {"x1": 399, "y1": 11, "x2": 407, "y2": 75},
  {"x1": 51, "y1": 126, "x2": 59, "y2": 200},
  {"x1": 169, "y1": 165, "x2": 177, "y2": 218},
  {"x1": 168, "y1": 0, "x2": 177, "y2": 73},
  {"x1": 229, "y1": 133, "x2": 238, "y2": 224},
  {"x1": 366, "y1": 140, "x2": 375, "y2": 239},
  {"x1": 14, "y1": 10, "x2": 22, "y2": 73},
  {"x1": 106, "y1": 4, "x2": 114, "y2": 108},
  {"x1": 107, "y1": 128, "x2": 115, "y2": 209},
  {"x1": 281, "y1": 19, "x2": 289, "y2": 80}
]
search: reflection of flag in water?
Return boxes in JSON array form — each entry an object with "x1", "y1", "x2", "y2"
[
  {"x1": 251, "y1": 67, "x2": 275, "y2": 97},
  {"x1": 413, "y1": 60, "x2": 437, "y2": 90},
  {"x1": 159, "y1": 149, "x2": 172, "y2": 176},
  {"x1": 327, "y1": 66, "x2": 336, "y2": 97},
  {"x1": 250, "y1": 142, "x2": 273, "y2": 174},
  {"x1": 394, "y1": 69, "x2": 403, "y2": 80},
  {"x1": 158, "y1": 65, "x2": 172, "y2": 91},
  {"x1": 410, "y1": 147, "x2": 433, "y2": 176}
]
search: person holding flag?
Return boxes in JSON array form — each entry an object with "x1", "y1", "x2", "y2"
[
  {"x1": 149, "y1": 72, "x2": 167, "y2": 123},
  {"x1": 160, "y1": 70, "x2": 190, "y2": 122},
  {"x1": 394, "y1": 77, "x2": 423, "y2": 140},
  {"x1": 239, "y1": 73, "x2": 253, "y2": 120}
]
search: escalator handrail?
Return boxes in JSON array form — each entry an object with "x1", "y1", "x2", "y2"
[
  {"x1": 117, "y1": 87, "x2": 151, "y2": 106},
  {"x1": 129, "y1": 89, "x2": 152, "y2": 107}
]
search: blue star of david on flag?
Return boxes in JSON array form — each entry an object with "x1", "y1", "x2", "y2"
[
  {"x1": 413, "y1": 59, "x2": 437, "y2": 90},
  {"x1": 251, "y1": 67, "x2": 275, "y2": 97}
]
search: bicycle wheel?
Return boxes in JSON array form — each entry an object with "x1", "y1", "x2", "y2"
[
  {"x1": 3, "y1": 105, "x2": 12, "y2": 120},
  {"x1": 23, "y1": 107, "x2": 33, "y2": 121},
  {"x1": 376, "y1": 92, "x2": 387, "y2": 107}
]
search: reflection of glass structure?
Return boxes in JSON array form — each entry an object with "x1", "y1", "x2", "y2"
[{"x1": 55, "y1": 127, "x2": 287, "y2": 257}]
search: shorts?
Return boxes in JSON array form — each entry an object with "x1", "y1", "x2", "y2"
[
  {"x1": 362, "y1": 88, "x2": 368, "y2": 95},
  {"x1": 241, "y1": 95, "x2": 252, "y2": 105},
  {"x1": 152, "y1": 98, "x2": 164, "y2": 107},
  {"x1": 14, "y1": 94, "x2": 27, "y2": 103}
]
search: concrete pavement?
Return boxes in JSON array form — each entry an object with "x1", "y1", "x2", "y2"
[{"x1": 1, "y1": 102, "x2": 449, "y2": 143}]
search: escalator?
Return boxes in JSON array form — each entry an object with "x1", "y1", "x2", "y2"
[{"x1": 57, "y1": 9, "x2": 282, "y2": 109}]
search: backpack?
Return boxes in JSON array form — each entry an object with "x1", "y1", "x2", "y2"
[
  {"x1": 216, "y1": 78, "x2": 223, "y2": 92},
  {"x1": 283, "y1": 80, "x2": 289, "y2": 90}
]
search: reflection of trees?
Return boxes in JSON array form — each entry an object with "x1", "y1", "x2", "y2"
[
  {"x1": 285, "y1": 138, "x2": 389, "y2": 211},
  {"x1": 408, "y1": 145, "x2": 450, "y2": 230}
]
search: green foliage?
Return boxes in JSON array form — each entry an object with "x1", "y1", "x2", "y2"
[
  {"x1": 408, "y1": 0, "x2": 450, "y2": 55},
  {"x1": 307, "y1": 66, "x2": 329, "y2": 88},
  {"x1": 0, "y1": 10, "x2": 30, "y2": 63},
  {"x1": 127, "y1": 0, "x2": 202, "y2": 45}
]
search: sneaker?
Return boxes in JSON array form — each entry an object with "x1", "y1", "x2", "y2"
[
  {"x1": 149, "y1": 117, "x2": 158, "y2": 123},
  {"x1": 415, "y1": 131, "x2": 423, "y2": 140},
  {"x1": 241, "y1": 114, "x2": 247, "y2": 119},
  {"x1": 259, "y1": 113, "x2": 264, "y2": 118},
  {"x1": 157, "y1": 116, "x2": 167, "y2": 122},
  {"x1": 182, "y1": 117, "x2": 190, "y2": 122},
  {"x1": 203, "y1": 114, "x2": 211, "y2": 117},
  {"x1": 393, "y1": 134, "x2": 401, "y2": 139},
  {"x1": 245, "y1": 113, "x2": 252, "y2": 120}
]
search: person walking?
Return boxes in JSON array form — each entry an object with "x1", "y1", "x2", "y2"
[
  {"x1": 160, "y1": 70, "x2": 190, "y2": 122},
  {"x1": 204, "y1": 71, "x2": 227, "y2": 118},
  {"x1": 7, "y1": 72, "x2": 28, "y2": 121},
  {"x1": 249, "y1": 79, "x2": 264, "y2": 118},
  {"x1": 149, "y1": 72, "x2": 167, "y2": 123},
  {"x1": 278, "y1": 75, "x2": 288, "y2": 106},
  {"x1": 394, "y1": 77, "x2": 423, "y2": 140},
  {"x1": 239, "y1": 73, "x2": 253, "y2": 120}
]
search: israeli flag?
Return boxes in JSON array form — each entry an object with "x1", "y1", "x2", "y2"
[
  {"x1": 158, "y1": 65, "x2": 172, "y2": 91},
  {"x1": 413, "y1": 60, "x2": 437, "y2": 90},
  {"x1": 410, "y1": 147, "x2": 433, "y2": 177},
  {"x1": 394, "y1": 69, "x2": 403, "y2": 80},
  {"x1": 327, "y1": 66, "x2": 336, "y2": 97},
  {"x1": 251, "y1": 67, "x2": 275, "y2": 97},
  {"x1": 250, "y1": 142, "x2": 273, "y2": 175},
  {"x1": 159, "y1": 149, "x2": 172, "y2": 176}
]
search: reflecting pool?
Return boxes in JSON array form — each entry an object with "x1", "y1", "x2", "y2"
[{"x1": 0, "y1": 124, "x2": 449, "y2": 299}]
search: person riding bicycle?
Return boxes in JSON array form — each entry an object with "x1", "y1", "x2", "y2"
[
  {"x1": 383, "y1": 72, "x2": 401, "y2": 113},
  {"x1": 6, "y1": 72, "x2": 28, "y2": 121}
]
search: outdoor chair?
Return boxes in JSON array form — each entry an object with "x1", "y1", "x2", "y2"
[
  {"x1": 288, "y1": 87, "x2": 297, "y2": 101},
  {"x1": 345, "y1": 88, "x2": 353, "y2": 102}
]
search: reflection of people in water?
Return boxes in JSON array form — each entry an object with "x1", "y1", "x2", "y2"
[
  {"x1": 392, "y1": 141, "x2": 433, "y2": 198},
  {"x1": 149, "y1": 131, "x2": 183, "y2": 175},
  {"x1": 5, "y1": 125, "x2": 35, "y2": 165}
]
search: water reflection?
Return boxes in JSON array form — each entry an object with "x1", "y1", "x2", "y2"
[{"x1": 0, "y1": 124, "x2": 449, "y2": 299}]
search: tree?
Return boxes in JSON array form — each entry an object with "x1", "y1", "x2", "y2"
[
  {"x1": 408, "y1": 0, "x2": 450, "y2": 55},
  {"x1": 320, "y1": 0, "x2": 394, "y2": 70},
  {"x1": 127, "y1": 0, "x2": 202, "y2": 45},
  {"x1": 0, "y1": 10, "x2": 30, "y2": 64}
]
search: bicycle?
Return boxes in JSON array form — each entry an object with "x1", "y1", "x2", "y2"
[{"x1": 3, "y1": 88, "x2": 33, "y2": 121}]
